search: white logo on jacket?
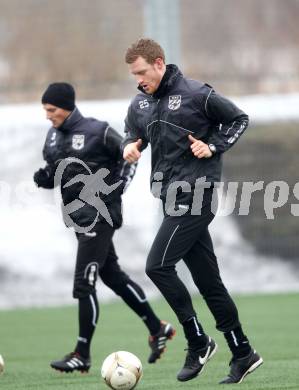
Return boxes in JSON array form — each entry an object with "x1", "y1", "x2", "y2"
[
  {"x1": 72, "y1": 134, "x2": 85, "y2": 150},
  {"x1": 168, "y1": 95, "x2": 181, "y2": 110},
  {"x1": 50, "y1": 132, "x2": 56, "y2": 147}
]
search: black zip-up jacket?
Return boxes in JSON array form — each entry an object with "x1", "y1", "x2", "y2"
[
  {"x1": 123, "y1": 64, "x2": 249, "y2": 204},
  {"x1": 39, "y1": 108, "x2": 136, "y2": 229}
]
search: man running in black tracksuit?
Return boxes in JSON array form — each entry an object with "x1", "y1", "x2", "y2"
[
  {"x1": 123, "y1": 39, "x2": 263, "y2": 384},
  {"x1": 34, "y1": 82, "x2": 175, "y2": 373}
]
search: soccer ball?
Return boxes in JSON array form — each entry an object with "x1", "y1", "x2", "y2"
[
  {"x1": 101, "y1": 351, "x2": 142, "y2": 390},
  {"x1": 0, "y1": 354, "x2": 4, "y2": 374}
]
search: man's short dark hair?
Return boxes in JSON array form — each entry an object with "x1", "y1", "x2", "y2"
[{"x1": 125, "y1": 38, "x2": 165, "y2": 64}]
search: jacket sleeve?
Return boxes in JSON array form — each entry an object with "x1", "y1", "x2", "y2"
[
  {"x1": 104, "y1": 124, "x2": 137, "y2": 193},
  {"x1": 38, "y1": 136, "x2": 59, "y2": 188},
  {"x1": 122, "y1": 103, "x2": 148, "y2": 152},
  {"x1": 204, "y1": 90, "x2": 249, "y2": 154}
]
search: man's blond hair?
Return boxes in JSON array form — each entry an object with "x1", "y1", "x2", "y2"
[{"x1": 125, "y1": 38, "x2": 165, "y2": 64}]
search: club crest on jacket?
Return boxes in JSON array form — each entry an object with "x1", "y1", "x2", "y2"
[
  {"x1": 72, "y1": 134, "x2": 85, "y2": 150},
  {"x1": 168, "y1": 95, "x2": 181, "y2": 110}
]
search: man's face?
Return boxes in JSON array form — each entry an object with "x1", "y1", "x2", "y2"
[
  {"x1": 128, "y1": 56, "x2": 166, "y2": 95},
  {"x1": 43, "y1": 104, "x2": 71, "y2": 128}
]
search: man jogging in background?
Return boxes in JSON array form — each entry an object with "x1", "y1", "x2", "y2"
[
  {"x1": 123, "y1": 39, "x2": 263, "y2": 384},
  {"x1": 34, "y1": 82, "x2": 175, "y2": 373}
]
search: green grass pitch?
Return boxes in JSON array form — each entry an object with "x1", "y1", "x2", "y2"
[{"x1": 0, "y1": 293, "x2": 298, "y2": 389}]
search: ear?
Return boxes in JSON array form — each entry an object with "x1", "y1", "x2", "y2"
[{"x1": 155, "y1": 57, "x2": 165, "y2": 69}]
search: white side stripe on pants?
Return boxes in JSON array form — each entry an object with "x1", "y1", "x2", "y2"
[
  {"x1": 231, "y1": 330, "x2": 239, "y2": 346},
  {"x1": 161, "y1": 224, "x2": 180, "y2": 266},
  {"x1": 192, "y1": 316, "x2": 202, "y2": 336},
  {"x1": 89, "y1": 294, "x2": 97, "y2": 327},
  {"x1": 127, "y1": 283, "x2": 147, "y2": 303}
]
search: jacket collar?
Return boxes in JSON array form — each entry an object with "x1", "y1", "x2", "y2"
[
  {"x1": 137, "y1": 64, "x2": 182, "y2": 99},
  {"x1": 58, "y1": 107, "x2": 83, "y2": 132}
]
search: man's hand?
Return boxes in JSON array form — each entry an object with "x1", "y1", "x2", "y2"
[
  {"x1": 123, "y1": 139, "x2": 142, "y2": 163},
  {"x1": 188, "y1": 135, "x2": 212, "y2": 158},
  {"x1": 33, "y1": 167, "x2": 54, "y2": 189}
]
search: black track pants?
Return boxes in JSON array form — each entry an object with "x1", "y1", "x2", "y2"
[
  {"x1": 73, "y1": 223, "x2": 151, "y2": 304},
  {"x1": 146, "y1": 189, "x2": 241, "y2": 332},
  {"x1": 73, "y1": 222, "x2": 160, "y2": 334}
]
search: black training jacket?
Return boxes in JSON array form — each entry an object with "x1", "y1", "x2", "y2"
[
  {"x1": 41, "y1": 108, "x2": 135, "y2": 229},
  {"x1": 123, "y1": 64, "x2": 249, "y2": 203}
]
